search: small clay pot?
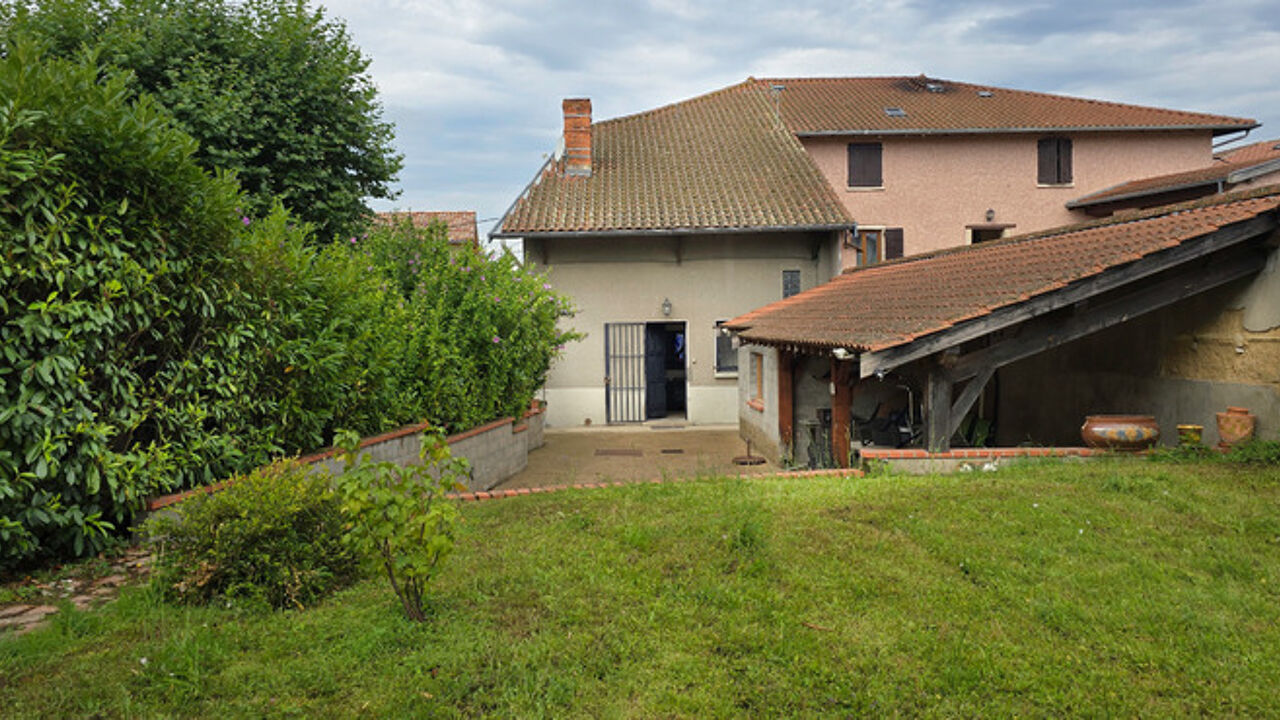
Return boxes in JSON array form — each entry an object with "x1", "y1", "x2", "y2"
[
  {"x1": 1081, "y1": 415, "x2": 1160, "y2": 451},
  {"x1": 1216, "y1": 406, "x2": 1256, "y2": 449},
  {"x1": 1176, "y1": 424, "x2": 1203, "y2": 446}
]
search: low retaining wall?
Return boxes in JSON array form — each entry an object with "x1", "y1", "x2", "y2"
[
  {"x1": 147, "y1": 403, "x2": 546, "y2": 511},
  {"x1": 859, "y1": 446, "x2": 1106, "y2": 475}
]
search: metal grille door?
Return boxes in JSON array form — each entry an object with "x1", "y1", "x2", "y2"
[{"x1": 604, "y1": 322, "x2": 645, "y2": 423}]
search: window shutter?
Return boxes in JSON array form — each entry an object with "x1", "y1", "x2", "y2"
[
  {"x1": 1057, "y1": 138, "x2": 1073, "y2": 184},
  {"x1": 847, "y1": 143, "x2": 883, "y2": 187},
  {"x1": 1037, "y1": 138, "x2": 1055, "y2": 184},
  {"x1": 884, "y1": 228, "x2": 904, "y2": 259}
]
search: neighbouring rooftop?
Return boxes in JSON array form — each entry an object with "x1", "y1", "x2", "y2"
[
  {"x1": 1068, "y1": 138, "x2": 1280, "y2": 211},
  {"x1": 757, "y1": 75, "x2": 1257, "y2": 136},
  {"x1": 377, "y1": 211, "x2": 479, "y2": 247}
]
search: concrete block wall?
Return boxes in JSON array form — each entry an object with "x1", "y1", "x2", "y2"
[{"x1": 146, "y1": 403, "x2": 547, "y2": 512}]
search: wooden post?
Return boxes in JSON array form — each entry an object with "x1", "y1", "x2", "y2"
[
  {"x1": 778, "y1": 351, "x2": 795, "y2": 458},
  {"x1": 925, "y1": 366, "x2": 953, "y2": 453},
  {"x1": 831, "y1": 357, "x2": 853, "y2": 467}
]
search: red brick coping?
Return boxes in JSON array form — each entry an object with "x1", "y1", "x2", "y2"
[
  {"x1": 448, "y1": 467, "x2": 864, "y2": 502},
  {"x1": 859, "y1": 447, "x2": 1105, "y2": 460},
  {"x1": 145, "y1": 402, "x2": 546, "y2": 512}
]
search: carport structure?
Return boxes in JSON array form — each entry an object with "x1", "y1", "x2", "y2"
[{"x1": 726, "y1": 186, "x2": 1280, "y2": 465}]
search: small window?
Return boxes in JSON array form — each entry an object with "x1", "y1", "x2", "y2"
[
  {"x1": 847, "y1": 142, "x2": 883, "y2": 188},
  {"x1": 714, "y1": 320, "x2": 737, "y2": 374},
  {"x1": 751, "y1": 352, "x2": 764, "y2": 405},
  {"x1": 970, "y1": 228, "x2": 1004, "y2": 243},
  {"x1": 782, "y1": 269, "x2": 801, "y2": 298},
  {"x1": 1037, "y1": 137, "x2": 1072, "y2": 185},
  {"x1": 848, "y1": 227, "x2": 903, "y2": 266}
]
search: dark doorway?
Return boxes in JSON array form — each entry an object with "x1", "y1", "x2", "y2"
[{"x1": 644, "y1": 322, "x2": 687, "y2": 419}]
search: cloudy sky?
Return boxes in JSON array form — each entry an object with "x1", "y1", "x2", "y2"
[{"x1": 313, "y1": 0, "x2": 1280, "y2": 245}]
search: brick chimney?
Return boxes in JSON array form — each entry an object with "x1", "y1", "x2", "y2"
[{"x1": 562, "y1": 98, "x2": 592, "y2": 177}]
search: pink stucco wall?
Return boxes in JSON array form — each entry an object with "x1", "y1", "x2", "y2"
[{"x1": 801, "y1": 130, "x2": 1215, "y2": 266}]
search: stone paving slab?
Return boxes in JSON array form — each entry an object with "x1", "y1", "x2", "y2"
[{"x1": 493, "y1": 425, "x2": 778, "y2": 491}]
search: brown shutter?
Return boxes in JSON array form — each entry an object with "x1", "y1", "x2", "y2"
[
  {"x1": 1057, "y1": 138, "x2": 1073, "y2": 183},
  {"x1": 847, "y1": 143, "x2": 883, "y2": 187},
  {"x1": 884, "y1": 228, "x2": 904, "y2": 259},
  {"x1": 1037, "y1": 138, "x2": 1055, "y2": 184}
]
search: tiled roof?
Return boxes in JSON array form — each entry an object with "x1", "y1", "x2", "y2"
[
  {"x1": 1220, "y1": 138, "x2": 1280, "y2": 164},
  {"x1": 377, "y1": 211, "x2": 478, "y2": 246},
  {"x1": 493, "y1": 82, "x2": 854, "y2": 236},
  {"x1": 757, "y1": 75, "x2": 1257, "y2": 136},
  {"x1": 727, "y1": 186, "x2": 1280, "y2": 352},
  {"x1": 1067, "y1": 139, "x2": 1280, "y2": 209}
]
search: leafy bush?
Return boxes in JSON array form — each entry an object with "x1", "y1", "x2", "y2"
[
  {"x1": 3, "y1": 0, "x2": 403, "y2": 242},
  {"x1": 0, "y1": 42, "x2": 251, "y2": 566},
  {"x1": 332, "y1": 429, "x2": 468, "y2": 622},
  {"x1": 353, "y1": 219, "x2": 581, "y2": 432},
  {"x1": 0, "y1": 40, "x2": 576, "y2": 571},
  {"x1": 146, "y1": 462, "x2": 358, "y2": 609}
]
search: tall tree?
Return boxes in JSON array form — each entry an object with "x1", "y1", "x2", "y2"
[{"x1": 2, "y1": 0, "x2": 403, "y2": 241}]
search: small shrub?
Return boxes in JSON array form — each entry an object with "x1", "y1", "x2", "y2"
[
  {"x1": 1224, "y1": 439, "x2": 1280, "y2": 465},
  {"x1": 146, "y1": 461, "x2": 358, "y2": 610},
  {"x1": 332, "y1": 428, "x2": 468, "y2": 622}
]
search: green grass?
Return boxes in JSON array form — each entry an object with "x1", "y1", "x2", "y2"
[{"x1": 3, "y1": 458, "x2": 1279, "y2": 717}]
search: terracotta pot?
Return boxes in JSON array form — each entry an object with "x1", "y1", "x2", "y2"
[
  {"x1": 1176, "y1": 424, "x2": 1203, "y2": 446},
  {"x1": 1081, "y1": 415, "x2": 1160, "y2": 451},
  {"x1": 1215, "y1": 406, "x2": 1256, "y2": 449}
]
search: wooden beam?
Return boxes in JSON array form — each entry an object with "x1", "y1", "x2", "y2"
[
  {"x1": 945, "y1": 245, "x2": 1269, "y2": 382},
  {"x1": 778, "y1": 351, "x2": 795, "y2": 456},
  {"x1": 925, "y1": 367, "x2": 953, "y2": 453},
  {"x1": 831, "y1": 358, "x2": 853, "y2": 467},
  {"x1": 859, "y1": 214, "x2": 1277, "y2": 378},
  {"x1": 947, "y1": 365, "x2": 996, "y2": 439}
]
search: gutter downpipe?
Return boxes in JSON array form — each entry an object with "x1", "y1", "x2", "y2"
[{"x1": 1213, "y1": 128, "x2": 1252, "y2": 150}]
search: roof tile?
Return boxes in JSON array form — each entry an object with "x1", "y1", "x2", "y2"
[
  {"x1": 1068, "y1": 138, "x2": 1280, "y2": 209},
  {"x1": 727, "y1": 185, "x2": 1280, "y2": 352},
  {"x1": 377, "y1": 211, "x2": 478, "y2": 246},
  {"x1": 496, "y1": 82, "x2": 853, "y2": 235},
  {"x1": 760, "y1": 75, "x2": 1256, "y2": 135}
]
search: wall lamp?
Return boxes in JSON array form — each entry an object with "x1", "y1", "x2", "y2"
[
  {"x1": 661, "y1": 297, "x2": 672, "y2": 317},
  {"x1": 832, "y1": 347, "x2": 853, "y2": 360},
  {"x1": 985, "y1": 208, "x2": 996, "y2": 222}
]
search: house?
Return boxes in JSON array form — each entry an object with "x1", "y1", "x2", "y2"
[
  {"x1": 376, "y1": 210, "x2": 480, "y2": 249},
  {"x1": 492, "y1": 91, "x2": 853, "y2": 426},
  {"x1": 725, "y1": 185, "x2": 1280, "y2": 466},
  {"x1": 761, "y1": 75, "x2": 1256, "y2": 264},
  {"x1": 1068, "y1": 138, "x2": 1280, "y2": 216},
  {"x1": 491, "y1": 77, "x2": 1257, "y2": 428}
]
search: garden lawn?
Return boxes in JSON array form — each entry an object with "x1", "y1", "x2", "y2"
[{"x1": 2, "y1": 458, "x2": 1279, "y2": 717}]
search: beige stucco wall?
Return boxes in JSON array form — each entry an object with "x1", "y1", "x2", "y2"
[
  {"x1": 528, "y1": 231, "x2": 840, "y2": 427},
  {"x1": 801, "y1": 130, "x2": 1215, "y2": 264},
  {"x1": 997, "y1": 247, "x2": 1280, "y2": 447},
  {"x1": 737, "y1": 344, "x2": 781, "y2": 462}
]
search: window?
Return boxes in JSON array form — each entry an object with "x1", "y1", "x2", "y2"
[
  {"x1": 749, "y1": 352, "x2": 764, "y2": 411},
  {"x1": 714, "y1": 320, "x2": 737, "y2": 375},
  {"x1": 847, "y1": 227, "x2": 903, "y2": 267},
  {"x1": 968, "y1": 227, "x2": 1006, "y2": 243},
  {"x1": 1037, "y1": 137, "x2": 1072, "y2": 185},
  {"x1": 847, "y1": 142, "x2": 883, "y2": 188},
  {"x1": 782, "y1": 269, "x2": 801, "y2": 298}
]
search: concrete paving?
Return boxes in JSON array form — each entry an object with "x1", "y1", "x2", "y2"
[{"x1": 492, "y1": 424, "x2": 778, "y2": 490}]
